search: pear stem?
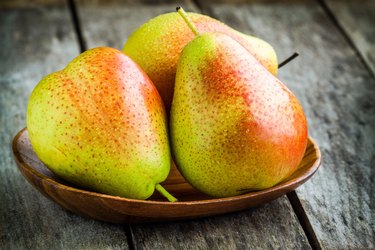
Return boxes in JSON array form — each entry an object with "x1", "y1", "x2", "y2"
[
  {"x1": 176, "y1": 6, "x2": 199, "y2": 36},
  {"x1": 155, "y1": 184, "x2": 178, "y2": 202},
  {"x1": 278, "y1": 52, "x2": 299, "y2": 68}
]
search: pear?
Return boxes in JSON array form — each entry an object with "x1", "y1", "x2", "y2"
[
  {"x1": 170, "y1": 10, "x2": 307, "y2": 198},
  {"x1": 27, "y1": 47, "x2": 176, "y2": 201},
  {"x1": 123, "y1": 10, "x2": 278, "y2": 111}
]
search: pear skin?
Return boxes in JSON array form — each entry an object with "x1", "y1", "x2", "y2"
[
  {"x1": 27, "y1": 47, "x2": 176, "y2": 201},
  {"x1": 170, "y1": 33, "x2": 307, "y2": 197},
  {"x1": 123, "y1": 12, "x2": 277, "y2": 111}
]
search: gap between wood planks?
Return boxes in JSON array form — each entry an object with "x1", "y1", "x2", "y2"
[
  {"x1": 316, "y1": 0, "x2": 375, "y2": 80},
  {"x1": 287, "y1": 192, "x2": 321, "y2": 250},
  {"x1": 65, "y1": 0, "x2": 318, "y2": 249},
  {"x1": 67, "y1": 0, "x2": 86, "y2": 52},
  {"x1": 125, "y1": 225, "x2": 136, "y2": 250}
]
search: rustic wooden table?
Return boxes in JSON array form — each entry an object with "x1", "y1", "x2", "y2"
[{"x1": 1, "y1": 0, "x2": 374, "y2": 249}]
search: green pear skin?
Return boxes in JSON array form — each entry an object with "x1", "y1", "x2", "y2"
[
  {"x1": 170, "y1": 33, "x2": 307, "y2": 197},
  {"x1": 27, "y1": 47, "x2": 174, "y2": 201},
  {"x1": 123, "y1": 12, "x2": 278, "y2": 111}
]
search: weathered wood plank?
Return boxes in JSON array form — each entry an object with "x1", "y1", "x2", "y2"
[
  {"x1": 75, "y1": 1, "x2": 312, "y2": 249},
  {"x1": 0, "y1": 2, "x2": 129, "y2": 249},
  {"x1": 0, "y1": 0, "x2": 65, "y2": 9},
  {"x1": 131, "y1": 198, "x2": 310, "y2": 249},
  {"x1": 199, "y1": 0, "x2": 375, "y2": 248},
  {"x1": 325, "y1": 0, "x2": 375, "y2": 77}
]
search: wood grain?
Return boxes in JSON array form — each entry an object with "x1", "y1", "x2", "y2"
[
  {"x1": 325, "y1": 0, "x2": 375, "y2": 77},
  {"x1": 131, "y1": 198, "x2": 310, "y2": 250},
  {"x1": 198, "y1": 0, "x2": 375, "y2": 248},
  {"x1": 75, "y1": 0, "x2": 313, "y2": 248},
  {"x1": 0, "y1": 0, "x2": 65, "y2": 9},
  {"x1": 0, "y1": 2, "x2": 129, "y2": 249}
]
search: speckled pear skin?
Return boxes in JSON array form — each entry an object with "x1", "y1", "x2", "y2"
[
  {"x1": 123, "y1": 12, "x2": 277, "y2": 111},
  {"x1": 27, "y1": 47, "x2": 171, "y2": 200},
  {"x1": 170, "y1": 33, "x2": 307, "y2": 198}
]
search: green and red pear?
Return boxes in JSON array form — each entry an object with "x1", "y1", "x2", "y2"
[
  {"x1": 27, "y1": 47, "x2": 176, "y2": 201},
  {"x1": 170, "y1": 12, "x2": 307, "y2": 197}
]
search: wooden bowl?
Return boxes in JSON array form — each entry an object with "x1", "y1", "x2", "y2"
[{"x1": 12, "y1": 128, "x2": 321, "y2": 223}]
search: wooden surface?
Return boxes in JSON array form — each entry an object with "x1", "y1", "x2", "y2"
[
  {"x1": 130, "y1": 197, "x2": 309, "y2": 250},
  {"x1": 325, "y1": 0, "x2": 375, "y2": 77},
  {"x1": 0, "y1": 0, "x2": 374, "y2": 249}
]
